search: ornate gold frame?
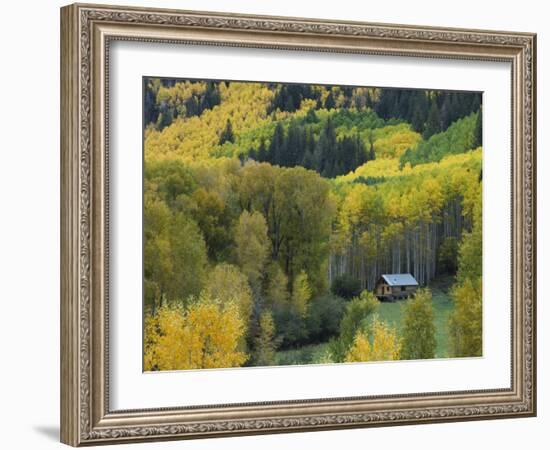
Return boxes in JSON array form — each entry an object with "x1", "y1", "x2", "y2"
[{"x1": 60, "y1": 3, "x2": 537, "y2": 446}]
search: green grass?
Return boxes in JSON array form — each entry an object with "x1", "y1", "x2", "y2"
[
  {"x1": 274, "y1": 276, "x2": 456, "y2": 364},
  {"x1": 275, "y1": 343, "x2": 329, "y2": 366},
  {"x1": 376, "y1": 277, "x2": 454, "y2": 358}
]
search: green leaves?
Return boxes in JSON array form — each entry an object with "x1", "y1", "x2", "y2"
[
  {"x1": 329, "y1": 291, "x2": 379, "y2": 362},
  {"x1": 142, "y1": 79, "x2": 483, "y2": 368},
  {"x1": 400, "y1": 288, "x2": 437, "y2": 360},
  {"x1": 400, "y1": 111, "x2": 480, "y2": 167}
]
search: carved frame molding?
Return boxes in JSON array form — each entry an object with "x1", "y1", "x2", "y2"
[{"x1": 61, "y1": 3, "x2": 536, "y2": 446}]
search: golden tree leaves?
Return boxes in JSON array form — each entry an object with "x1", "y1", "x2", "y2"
[
  {"x1": 144, "y1": 294, "x2": 248, "y2": 371},
  {"x1": 345, "y1": 318, "x2": 401, "y2": 363},
  {"x1": 204, "y1": 264, "x2": 253, "y2": 327}
]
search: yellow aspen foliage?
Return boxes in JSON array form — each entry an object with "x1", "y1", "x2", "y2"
[
  {"x1": 371, "y1": 124, "x2": 421, "y2": 159},
  {"x1": 254, "y1": 310, "x2": 277, "y2": 366},
  {"x1": 265, "y1": 263, "x2": 289, "y2": 308},
  {"x1": 156, "y1": 81, "x2": 207, "y2": 112},
  {"x1": 234, "y1": 210, "x2": 270, "y2": 287},
  {"x1": 291, "y1": 270, "x2": 312, "y2": 317},
  {"x1": 144, "y1": 82, "x2": 274, "y2": 162},
  {"x1": 203, "y1": 263, "x2": 253, "y2": 326},
  {"x1": 144, "y1": 294, "x2": 248, "y2": 371},
  {"x1": 336, "y1": 148, "x2": 481, "y2": 185},
  {"x1": 345, "y1": 318, "x2": 401, "y2": 363},
  {"x1": 345, "y1": 331, "x2": 372, "y2": 363}
]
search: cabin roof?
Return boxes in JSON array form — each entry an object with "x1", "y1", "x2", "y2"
[{"x1": 379, "y1": 273, "x2": 419, "y2": 287}]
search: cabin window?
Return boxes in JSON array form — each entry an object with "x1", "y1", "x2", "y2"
[{"x1": 401, "y1": 286, "x2": 406, "y2": 292}]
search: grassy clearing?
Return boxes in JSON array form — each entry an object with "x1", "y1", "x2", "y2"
[
  {"x1": 275, "y1": 277, "x2": 456, "y2": 364},
  {"x1": 275, "y1": 343, "x2": 329, "y2": 366},
  {"x1": 376, "y1": 277, "x2": 454, "y2": 358}
]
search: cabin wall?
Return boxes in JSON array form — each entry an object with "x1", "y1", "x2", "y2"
[
  {"x1": 390, "y1": 286, "x2": 417, "y2": 296},
  {"x1": 376, "y1": 284, "x2": 417, "y2": 300},
  {"x1": 376, "y1": 283, "x2": 392, "y2": 296},
  {"x1": 391, "y1": 286, "x2": 417, "y2": 297}
]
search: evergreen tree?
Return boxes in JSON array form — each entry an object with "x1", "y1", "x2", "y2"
[
  {"x1": 156, "y1": 108, "x2": 173, "y2": 130},
  {"x1": 339, "y1": 136, "x2": 357, "y2": 174},
  {"x1": 410, "y1": 91, "x2": 429, "y2": 133},
  {"x1": 219, "y1": 119, "x2": 235, "y2": 144},
  {"x1": 367, "y1": 131, "x2": 376, "y2": 161},
  {"x1": 423, "y1": 97, "x2": 441, "y2": 139},
  {"x1": 268, "y1": 122, "x2": 285, "y2": 166},
  {"x1": 356, "y1": 134, "x2": 367, "y2": 166},
  {"x1": 324, "y1": 92, "x2": 336, "y2": 110},
  {"x1": 284, "y1": 95, "x2": 295, "y2": 113},
  {"x1": 285, "y1": 121, "x2": 302, "y2": 166},
  {"x1": 144, "y1": 78, "x2": 161, "y2": 125},
  {"x1": 375, "y1": 89, "x2": 398, "y2": 120},
  {"x1": 257, "y1": 138, "x2": 267, "y2": 162},
  {"x1": 202, "y1": 81, "x2": 221, "y2": 110},
  {"x1": 473, "y1": 109, "x2": 482, "y2": 148},
  {"x1": 470, "y1": 94, "x2": 481, "y2": 115},
  {"x1": 305, "y1": 108, "x2": 318, "y2": 124},
  {"x1": 439, "y1": 94, "x2": 452, "y2": 131},
  {"x1": 317, "y1": 118, "x2": 337, "y2": 176},
  {"x1": 247, "y1": 147, "x2": 258, "y2": 161},
  {"x1": 302, "y1": 149, "x2": 315, "y2": 170},
  {"x1": 186, "y1": 96, "x2": 199, "y2": 117}
]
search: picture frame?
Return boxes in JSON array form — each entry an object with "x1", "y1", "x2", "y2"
[{"x1": 60, "y1": 2, "x2": 536, "y2": 446}]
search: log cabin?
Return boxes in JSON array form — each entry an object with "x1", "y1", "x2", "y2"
[{"x1": 375, "y1": 273, "x2": 419, "y2": 301}]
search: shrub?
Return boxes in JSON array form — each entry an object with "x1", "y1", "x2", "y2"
[
  {"x1": 305, "y1": 294, "x2": 346, "y2": 342},
  {"x1": 330, "y1": 274, "x2": 362, "y2": 300}
]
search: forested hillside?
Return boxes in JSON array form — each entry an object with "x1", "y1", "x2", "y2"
[{"x1": 143, "y1": 78, "x2": 483, "y2": 370}]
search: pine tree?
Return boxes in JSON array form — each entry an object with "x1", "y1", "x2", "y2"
[
  {"x1": 367, "y1": 131, "x2": 376, "y2": 161},
  {"x1": 356, "y1": 134, "x2": 367, "y2": 166},
  {"x1": 202, "y1": 81, "x2": 221, "y2": 110},
  {"x1": 219, "y1": 119, "x2": 235, "y2": 144},
  {"x1": 423, "y1": 97, "x2": 441, "y2": 139},
  {"x1": 186, "y1": 96, "x2": 199, "y2": 117},
  {"x1": 257, "y1": 138, "x2": 267, "y2": 162},
  {"x1": 439, "y1": 94, "x2": 452, "y2": 131},
  {"x1": 247, "y1": 147, "x2": 258, "y2": 161},
  {"x1": 410, "y1": 92, "x2": 428, "y2": 133},
  {"x1": 324, "y1": 92, "x2": 336, "y2": 110},
  {"x1": 339, "y1": 136, "x2": 356, "y2": 174},
  {"x1": 268, "y1": 122, "x2": 285, "y2": 165},
  {"x1": 285, "y1": 121, "x2": 302, "y2": 166},
  {"x1": 470, "y1": 94, "x2": 481, "y2": 116},
  {"x1": 473, "y1": 109, "x2": 482, "y2": 148},
  {"x1": 305, "y1": 108, "x2": 318, "y2": 124}
]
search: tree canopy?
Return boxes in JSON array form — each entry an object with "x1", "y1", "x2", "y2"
[{"x1": 143, "y1": 78, "x2": 483, "y2": 370}]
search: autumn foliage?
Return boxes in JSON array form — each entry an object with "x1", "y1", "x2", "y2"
[
  {"x1": 143, "y1": 78, "x2": 483, "y2": 370},
  {"x1": 144, "y1": 294, "x2": 247, "y2": 371}
]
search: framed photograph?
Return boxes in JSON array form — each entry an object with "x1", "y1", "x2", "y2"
[{"x1": 60, "y1": 3, "x2": 537, "y2": 446}]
